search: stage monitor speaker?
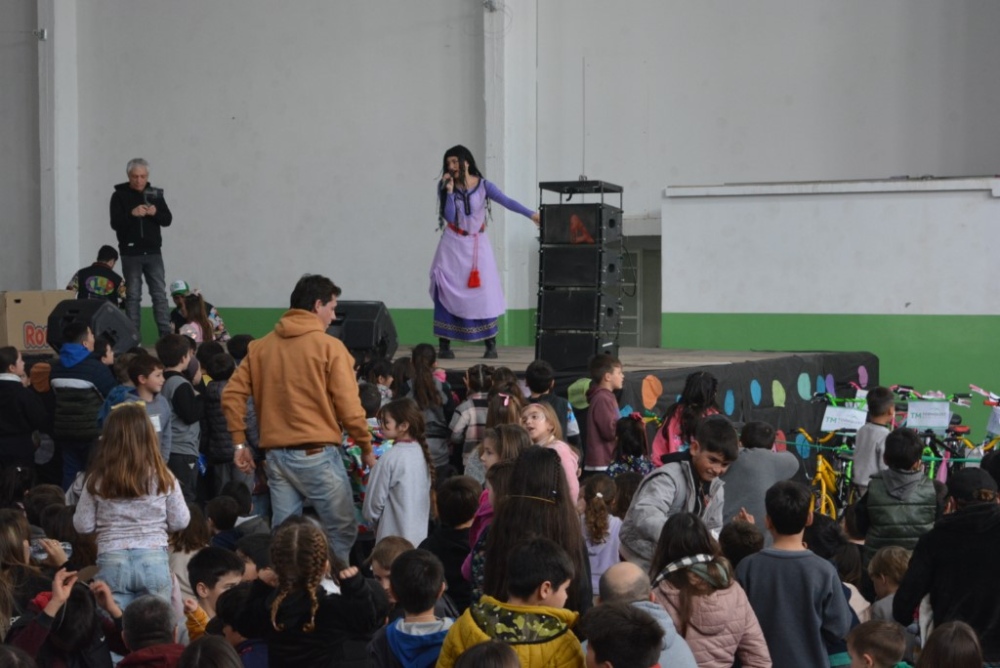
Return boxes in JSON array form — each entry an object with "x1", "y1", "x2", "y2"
[
  {"x1": 535, "y1": 330, "x2": 619, "y2": 372},
  {"x1": 326, "y1": 301, "x2": 398, "y2": 361},
  {"x1": 539, "y1": 203, "x2": 622, "y2": 246},
  {"x1": 46, "y1": 299, "x2": 140, "y2": 355},
  {"x1": 538, "y1": 289, "x2": 622, "y2": 332},
  {"x1": 539, "y1": 246, "x2": 622, "y2": 288}
]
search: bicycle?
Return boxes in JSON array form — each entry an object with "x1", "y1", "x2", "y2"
[{"x1": 798, "y1": 427, "x2": 858, "y2": 519}]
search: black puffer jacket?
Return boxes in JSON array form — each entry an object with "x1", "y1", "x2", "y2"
[
  {"x1": 49, "y1": 347, "x2": 115, "y2": 442},
  {"x1": 203, "y1": 379, "x2": 259, "y2": 463}
]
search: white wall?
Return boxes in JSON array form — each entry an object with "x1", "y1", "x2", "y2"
[
  {"x1": 537, "y1": 1, "x2": 1000, "y2": 221},
  {"x1": 0, "y1": 2, "x2": 41, "y2": 290},
  {"x1": 6, "y1": 2, "x2": 1000, "y2": 311},
  {"x1": 663, "y1": 179, "x2": 1000, "y2": 315},
  {"x1": 74, "y1": 1, "x2": 486, "y2": 308}
]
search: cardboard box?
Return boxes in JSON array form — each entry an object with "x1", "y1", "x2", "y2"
[{"x1": 0, "y1": 291, "x2": 76, "y2": 354}]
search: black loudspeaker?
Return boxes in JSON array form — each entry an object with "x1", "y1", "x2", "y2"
[
  {"x1": 539, "y1": 246, "x2": 622, "y2": 288},
  {"x1": 536, "y1": 331, "x2": 619, "y2": 371},
  {"x1": 326, "y1": 301, "x2": 398, "y2": 361},
  {"x1": 539, "y1": 203, "x2": 622, "y2": 245},
  {"x1": 46, "y1": 299, "x2": 140, "y2": 355},
  {"x1": 538, "y1": 289, "x2": 622, "y2": 332}
]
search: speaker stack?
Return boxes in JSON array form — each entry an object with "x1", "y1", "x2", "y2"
[{"x1": 536, "y1": 181, "x2": 623, "y2": 371}]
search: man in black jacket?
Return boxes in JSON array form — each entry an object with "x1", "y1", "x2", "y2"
[
  {"x1": 65, "y1": 245, "x2": 127, "y2": 307},
  {"x1": 109, "y1": 157, "x2": 172, "y2": 339},
  {"x1": 894, "y1": 468, "x2": 1000, "y2": 663}
]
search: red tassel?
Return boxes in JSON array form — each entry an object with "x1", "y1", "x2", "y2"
[{"x1": 468, "y1": 270, "x2": 481, "y2": 288}]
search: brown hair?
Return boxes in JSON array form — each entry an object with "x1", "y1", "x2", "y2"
[
  {"x1": 520, "y1": 402, "x2": 563, "y2": 442},
  {"x1": 486, "y1": 391, "x2": 523, "y2": 429},
  {"x1": 378, "y1": 398, "x2": 437, "y2": 519},
  {"x1": 916, "y1": 621, "x2": 982, "y2": 668},
  {"x1": 367, "y1": 536, "x2": 415, "y2": 571},
  {"x1": 409, "y1": 344, "x2": 442, "y2": 409},
  {"x1": 582, "y1": 475, "x2": 616, "y2": 545},
  {"x1": 481, "y1": 424, "x2": 532, "y2": 463},
  {"x1": 867, "y1": 546, "x2": 911, "y2": 586},
  {"x1": 43, "y1": 505, "x2": 97, "y2": 568},
  {"x1": 0, "y1": 509, "x2": 31, "y2": 572},
  {"x1": 170, "y1": 503, "x2": 211, "y2": 553},
  {"x1": 184, "y1": 293, "x2": 214, "y2": 343},
  {"x1": 847, "y1": 621, "x2": 905, "y2": 668},
  {"x1": 269, "y1": 522, "x2": 329, "y2": 633},
  {"x1": 483, "y1": 447, "x2": 587, "y2": 611},
  {"x1": 112, "y1": 352, "x2": 138, "y2": 385},
  {"x1": 86, "y1": 403, "x2": 175, "y2": 498},
  {"x1": 485, "y1": 460, "x2": 516, "y2": 505},
  {"x1": 611, "y1": 472, "x2": 642, "y2": 519}
]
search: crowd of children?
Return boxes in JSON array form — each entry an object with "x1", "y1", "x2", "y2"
[{"x1": 4, "y1": 319, "x2": 1000, "y2": 668}]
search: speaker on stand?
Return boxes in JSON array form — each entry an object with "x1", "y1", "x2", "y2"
[
  {"x1": 326, "y1": 300, "x2": 398, "y2": 364},
  {"x1": 535, "y1": 181, "x2": 624, "y2": 371}
]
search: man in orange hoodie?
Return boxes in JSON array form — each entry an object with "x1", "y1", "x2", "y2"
[{"x1": 222, "y1": 274, "x2": 374, "y2": 562}]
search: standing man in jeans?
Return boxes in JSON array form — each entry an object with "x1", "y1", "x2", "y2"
[
  {"x1": 222, "y1": 274, "x2": 374, "y2": 562},
  {"x1": 110, "y1": 157, "x2": 172, "y2": 339}
]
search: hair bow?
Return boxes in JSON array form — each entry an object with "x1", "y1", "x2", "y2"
[{"x1": 630, "y1": 412, "x2": 643, "y2": 422}]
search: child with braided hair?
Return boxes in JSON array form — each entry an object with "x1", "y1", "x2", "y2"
[
  {"x1": 240, "y1": 521, "x2": 387, "y2": 668},
  {"x1": 363, "y1": 398, "x2": 437, "y2": 546}
]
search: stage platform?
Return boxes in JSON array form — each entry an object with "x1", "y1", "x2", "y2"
[{"x1": 404, "y1": 345, "x2": 879, "y2": 442}]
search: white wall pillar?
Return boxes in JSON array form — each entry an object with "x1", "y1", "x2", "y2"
[
  {"x1": 37, "y1": 0, "x2": 79, "y2": 289},
  {"x1": 483, "y1": 0, "x2": 538, "y2": 341}
]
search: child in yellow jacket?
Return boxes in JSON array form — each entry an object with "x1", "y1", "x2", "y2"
[{"x1": 436, "y1": 537, "x2": 585, "y2": 668}]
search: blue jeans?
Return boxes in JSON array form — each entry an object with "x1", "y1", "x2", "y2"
[
  {"x1": 97, "y1": 547, "x2": 172, "y2": 610},
  {"x1": 121, "y1": 253, "x2": 171, "y2": 338},
  {"x1": 265, "y1": 447, "x2": 357, "y2": 562}
]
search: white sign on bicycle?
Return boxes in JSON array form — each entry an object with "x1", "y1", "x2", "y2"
[
  {"x1": 820, "y1": 406, "x2": 868, "y2": 432},
  {"x1": 906, "y1": 401, "x2": 951, "y2": 430},
  {"x1": 985, "y1": 407, "x2": 1000, "y2": 436}
]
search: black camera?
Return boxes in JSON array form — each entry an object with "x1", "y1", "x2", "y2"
[{"x1": 143, "y1": 186, "x2": 164, "y2": 204}]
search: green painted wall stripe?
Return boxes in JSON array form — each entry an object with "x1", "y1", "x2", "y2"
[
  {"x1": 663, "y1": 313, "x2": 1000, "y2": 433},
  {"x1": 140, "y1": 307, "x2": 539, "y2": 348}
]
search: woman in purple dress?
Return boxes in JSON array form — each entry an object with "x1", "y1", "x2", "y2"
[{"x1": 431, "y1": 145, "x2": 539, "y2": 359}]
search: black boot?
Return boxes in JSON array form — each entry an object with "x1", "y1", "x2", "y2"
[
  {"x1": 438, "y1": 338, "x2": 455, "y2": 359},
  {"x1": 483, "y1": 337, "x2": 498, "y2": 359}
]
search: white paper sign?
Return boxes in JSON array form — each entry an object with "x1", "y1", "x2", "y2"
[
  {"x1": 906, "y1": 401, "x2": 951, "y2": 430},
  {"x1": 986, "y1": 407, "x2": 1000, "y2": 436},
  {"x1": 820, "y1": 406, "x2": 869, "y2": 432},
  {"x1": 149, "y1": 415, "x2": 162, "y2": 432},
  {"x1": 846, "y1": 390, "x2": 868, "y2": 410}
]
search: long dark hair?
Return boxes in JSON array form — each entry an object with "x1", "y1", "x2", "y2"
[
  {"x1": 613, "y1": 415, "x2": 648, "y2": 459},
  {"x1": 184, "y1": 294, "x2": 214, "y2": 343},
  {"x1": 483, "y1": 447, "x2": 587, "y2": 611},
  {"x1": 409, "y1": 344, "x2": 442, "y2": 410},
  {"x1": 378, "y1": 398, "x2": 437, "y2": 518},
  {"x1": 659, "y1": 371, "x2": 719, "y2": 446},
  {"x1": 438, "y1": 145, "x2": 484, "y2": 220},
  {"x1": 649, "y1": 512, "x2": 731, "y2": 637}
]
